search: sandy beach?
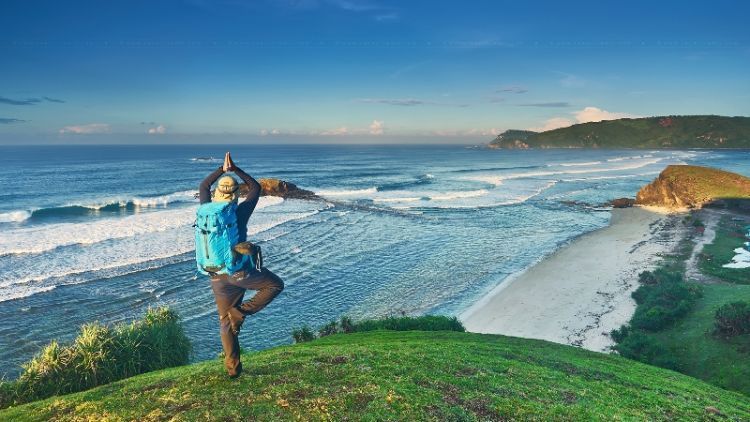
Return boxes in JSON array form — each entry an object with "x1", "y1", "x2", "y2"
[{"x1": 461, "y1": 207, "x2": 685, "y2": 352}]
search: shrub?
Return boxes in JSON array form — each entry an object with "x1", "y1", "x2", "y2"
[
  {"x1": 638, "y1": 270, "x2": 658, "y2": 285},
  {"x1": 0, "y1": 307, "x2": 190, "y2": 409},
  {"x1": 291, "y1": 326, "x2": 315, "y2": 343},
  {"x1": 290, "y1": 315, "x2": 465, "y2": 344},
  {"x1": 612, "y1": 330, "x2": 678, "y2": 370},
  {"x1": 339, "y1": 316, "x2": 355, "y2": 334},
  {"x1": 318, "y1": 321, "x2": 340, "y2": 338},
  {"x1": 352, "y1": 315, "x2": 465, "y2": 333},
  {"x1": 714, "y1": 301, "x2": 750, "y2": 337},
  {"x1": 630, "y1": 269, "x2": 702, "y2": 331}
]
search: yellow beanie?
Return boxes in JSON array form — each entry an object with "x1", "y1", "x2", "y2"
[{"x1": 213, "y1": 176, "x2": 239, "y2": 202}]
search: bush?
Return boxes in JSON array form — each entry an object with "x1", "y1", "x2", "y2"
[
  {"x1": 291, "y1": 315, "x2": 465, "y2": 344},
  {"x1": 291, "y1": 326, "x2": 315, "y2": 343},
  {"x1": 353, "y1": 315, "x2": 465, "y2": 333},
  {"x1": 0, "y1": 307, "x2": 190, "y2": 409},
  {"x1": 612, "y1": 330, "x2": 678, "y2": 370},
  {"x1": 714, "y1": 301, "x2": 750, "y2": 337},
  {"x1": 637, "y1": 270, "x2": 658, "y2": 285},
  {"x1": 630, "y1": 269, "x2": 702, "y2": 331}
]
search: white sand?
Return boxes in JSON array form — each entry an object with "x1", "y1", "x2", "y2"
[{"x1": 461, "y1": 207, "x2": 685, "y2": 352}]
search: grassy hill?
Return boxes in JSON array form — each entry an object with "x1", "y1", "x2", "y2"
[
  {"x1": 635, "y1": 165, "x2": 750, "y2": 209},
  {"x1": 2, "y1": 331, "x2": 749, "y2": 421},
  {"x1": 489, "y1": 115, "x2": 750, "y2": 149}
]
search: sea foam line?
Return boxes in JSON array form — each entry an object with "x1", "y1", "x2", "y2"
[{"x1": 0, "y1": 196, "x2": 285, "y2": 256}]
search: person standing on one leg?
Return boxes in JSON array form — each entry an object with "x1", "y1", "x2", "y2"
[{"x1": 197, "y1": 152, "x2": 284, "y2": 378}]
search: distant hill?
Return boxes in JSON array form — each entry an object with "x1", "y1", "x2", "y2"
[
  {"x1": 2, "y1": 331, "x2": 749, "y2": 420},
  {"x1": 636, "y1": 164, "x2": 750, "y2": 209},
  {"x1": 489, "y1": 115, "x2": 750, "y2": 149}
]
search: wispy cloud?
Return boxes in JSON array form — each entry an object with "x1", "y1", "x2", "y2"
[
  {"x1": 518, "y1": 102, "x2": 571, "y2": 108},
  {"x1": 42, "y1": 96, "x2": 65, "y2": 103},
  {"x1": 0, "y1": 117, "x2": 27, "y2": 124},
  {"x1": 496, "y1": 86, "x2": 528, "y2": 94},
  {"x1": 270, "y1": 0, "x2": 397, "y2": 21},
  {"x1": 0, "y1": 95, "x2": 65, "y2": 106},
  {"x1": 374, "y1": 12, "x2": 399, "y2": 22},
  {"x1": 556, "y1": 72, "x2": 585, "y2": 88},
  {"x1": 357, "y1": 98, "x2": 468, "y2": 107},
  {"x1": 433, "y1": 128, "x2": 503, "y2": 137},
  {"x1": 59, "y1": 123, "x2": 110, "y2": 134},
  {"x1": 320, "y1": 126, "x2": 349, "y2": 135}
]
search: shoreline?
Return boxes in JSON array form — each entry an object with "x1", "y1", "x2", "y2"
[{"x1": 461, "y1": 206, "x2": 686, "y2": 352}]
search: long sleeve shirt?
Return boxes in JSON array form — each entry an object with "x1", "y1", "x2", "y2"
[{"x1": 199, "y1": 165, "x2": 261, "y2": 243}]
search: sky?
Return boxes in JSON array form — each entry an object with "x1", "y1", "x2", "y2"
[{"x1": 1, "y1": 0, "x2": 749, "y2": 144}]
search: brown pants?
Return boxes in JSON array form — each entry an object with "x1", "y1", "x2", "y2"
[{"x1": 210, "y1": 268, "x2": 284, "y2": 373}]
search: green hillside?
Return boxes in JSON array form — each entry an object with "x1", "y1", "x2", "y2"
[
  {"x1": 489, "y1": 115, "x2": 750, "y2": 149},
  {"x1": 3, "y1": 331, "x2": 749, "y2": 421}
]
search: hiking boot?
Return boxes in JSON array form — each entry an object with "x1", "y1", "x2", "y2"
[
  {"x1": 228, "y1": 362, "x2": 243, "y2": 379},
  {"x1": 227, "y1": 307, "x2": 245, "y2": 335}
]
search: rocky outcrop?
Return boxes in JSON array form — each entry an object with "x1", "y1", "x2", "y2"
[
  {"x1": 635, "y1": 165, "x2": 750, "y2": 209},
  {"x1": 256, "y1": 178, "x2": 318, "y2": 199},
  {"x1": 488, "y1": 130, "x2": 536, "y2": 149},
  {"x1": 608, "y1": 198, "x2": 635, "y2": 208}
]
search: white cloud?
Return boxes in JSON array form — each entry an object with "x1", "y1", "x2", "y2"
[
  {"x1": 528, "y1": 106, "x2": 639, "y2": 132},
  {"x1": 369, "y1": 120, "x2": 384, "y2": 135},
  {"x1": 321, "y1": 126, "x2": 349, "y2": 136},
  {"x1": 433, "y1": 128, "x2": 504, "y2": 137},
  {"x1": 147, "y1": 124, "x2": 166, "y2": 134},
  {"x1": 259, "y1": 128, "x2": 282, "y2": 136},
  {"x1": 574, "y1": 106, "x2": 637, "y2": 123},
  {"x1": 58, "y1": 123, "x2": 110, "y2": 134},
  {"x1": 528, "y1": 117, "x2": 574, "y2": 132}
]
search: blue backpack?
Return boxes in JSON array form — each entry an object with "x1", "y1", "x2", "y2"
[{"x1": 194, "y1": 201, "x2": 250, "y2": 276}]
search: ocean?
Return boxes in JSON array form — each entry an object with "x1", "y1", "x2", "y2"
[{"x1": 1, "y1": 144, "x2": 749, "y2": 377}]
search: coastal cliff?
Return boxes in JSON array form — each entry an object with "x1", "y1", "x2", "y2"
[
  {"x1": 635, "y1": 165, "x2": 750, "y2": 209},
  {"x1": 488, "y1": 115, "x2": 750, "y2": 149}
]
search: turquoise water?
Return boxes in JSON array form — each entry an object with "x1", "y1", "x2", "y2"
[{"x1": 1, "y1": 145, "x2": 749, "y2": 376}]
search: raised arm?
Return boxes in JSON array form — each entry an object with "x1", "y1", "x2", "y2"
[
  {"x1": 233, "y1": 165, "x2": 261, "y2": 216},
  {"x1": 199, "y1": 166, "x2": 225, "y2": 204}
]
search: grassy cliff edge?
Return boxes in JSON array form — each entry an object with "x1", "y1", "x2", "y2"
[{"x1": 2, "y1": 331, "x2": 748, "y2": 420}]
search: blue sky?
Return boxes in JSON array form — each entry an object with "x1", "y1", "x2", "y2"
[{"x1": 1, "y1": 0, "x2": 749, "y2": 143}]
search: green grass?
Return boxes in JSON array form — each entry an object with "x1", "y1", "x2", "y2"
[
  {"x1": 1, "y1": 331, "x2": 749, "y2": 421},
  {"x1": 699, "y1": 216, "x2": 750, "y2": 284},
  {"x1": 649, "y1": 284, "x2": 750, "y2": 395}
]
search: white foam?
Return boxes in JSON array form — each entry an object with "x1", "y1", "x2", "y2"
[
  {"x1": 0, "y1": 204, "x2": 319, "y2": 302},
  {"x1": 428, "y1": 189, "x2": 489, "y2": 201},
  {"x1": 558, "y1": 161, "x2": 602, "y2": 167},
  {"x1": 0, "y1": 196, "x2": 284, "y2": 256},
  {"x1": 463, "y1": 158, "x2": 663, "y2": 186},
  {"x1": 0, "y1": 210, "x2": 32, "y2": 223},
  {"x1": 72, "y1": 190, "x2": 198, "y2": 209},
  {"x1": 315, "y1": 187, "x2": 378, "y2": 197}
]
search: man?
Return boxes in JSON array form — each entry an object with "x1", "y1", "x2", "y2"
[{"x1": 199, "y1": 152, "x2": 284, "y2": 378}]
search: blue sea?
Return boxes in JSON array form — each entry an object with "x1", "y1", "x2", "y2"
[{"x1": 1, "y1": 145, "x2": 749, "y2": 377}]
